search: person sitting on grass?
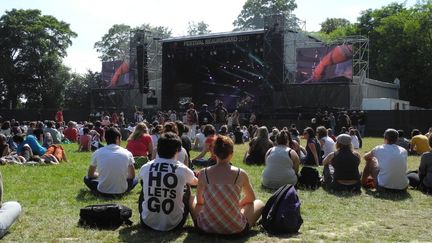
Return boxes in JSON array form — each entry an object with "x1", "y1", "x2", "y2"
[
  {"x1": 243, "y1": 126, "x2": 273, "y2": 165},
  {"x1": 407, "y1": 135, "x2": 432, "y2": 193},
  {"x1": 78, "y1": 128, "x2": 91, "y2": 152},
  {"x1": 191, "y1": 135, "x2": 265, "y2": 236},
  {"x1": 126, "y1": 122, "x2": 153, "y2": 158},
  {"x1": 322, "y1": 134, "x2": 361, "y2": 192},
  {"x1": 361, "y1": 128, "x2": 409, "y2": 192},
  {"x1": 0, "y1": 172, "x2": 22, "y2": 239},
  {"x1": 0, "y1": 134, "x2": 10, "y2": 157},
  {"x1": 262, "y1": 130, "x2": 300, "y2": 189},
  {"x1": 138, "y1": 132, "x2": 198, "y2": 231},
  {"x1": 410, "y1": 129, "x2": 429, "y2": 155},
  {"x1": 192, "y1": 124, "x2": 217, "y2": 166},
  {"x1": 163, "y1": 122, "x2": 189, "y2": 167},
  {"x1": 302, "y1": 127, "x2": 321, "y2": 166},
  {"x1": 84, "y1": 128, "x2": 137, "y2": 197},
  {"x1": 396, "y1": 129, "x2": 410, "y2": 152}
]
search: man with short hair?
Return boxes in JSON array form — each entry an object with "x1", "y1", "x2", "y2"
[
  {"x1": 84, "y1": 128, "x2": 137, "y2": 196},
  {"x1": 361, "y1": 128, "x2": 409, "y2": 191},
  {"x1": 138, "y1": 132, "x2": 198, "y2": 231},
  {"x1": 44, "y1": 121, "x2": 62, "y2": 144}
]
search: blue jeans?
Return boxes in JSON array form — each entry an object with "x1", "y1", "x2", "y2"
[
  {"x1": 0, "y1": 201, "x2": 22, "y2": 239},
  {"x1": 83, "y1": 176, "x2": 138, "y2": 196}
]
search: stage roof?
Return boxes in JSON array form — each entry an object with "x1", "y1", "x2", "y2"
[
  {"x1": 161, "y1": 29, "x2": 321, "y2": 43},
  {"x1": 161, "y1": 29, "x2": 266, "y2": 43}
]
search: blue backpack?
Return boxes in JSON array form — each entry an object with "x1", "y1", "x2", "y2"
[{"x1": 261, "y1": 184, "x2": 303, "y2": 235}]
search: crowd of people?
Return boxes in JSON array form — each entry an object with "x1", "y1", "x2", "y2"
[{"x1": 0, "y1": 102, "x2": 431, "y2": 237}]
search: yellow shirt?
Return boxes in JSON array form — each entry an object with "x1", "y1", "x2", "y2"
[{"x1": 411, "y1": 135, "x2": 430, "y2": 154}]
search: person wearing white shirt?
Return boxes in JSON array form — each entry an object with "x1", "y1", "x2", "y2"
[
  {"x1": 361, "y1": 128, "x2": 409, "y2": 191},
  {"x1": 138, "y1": 132, "x2": 198, "y2": 231},
  {"x1": 84, "y1": 128, "x2": 137, "y2": 196}
]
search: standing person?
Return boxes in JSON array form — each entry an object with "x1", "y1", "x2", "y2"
[
  {"x1": 111, "y1": 112, "x2": 118, "y2": 125},
  {"x1": 232, "y1": 110, "x2": 240, "y2": 128},
  {"x1": 358, "y1": 111, "x2": 366, "y2": 137},
  {"x1": 329, "y1": 112, "x2": 336, "y2": 134},
  {"x1": 214, "y1": 102, "x2": 228, "y2": 132},
  {"x1": 186, "y1": 103, "x2": 199, "y2": 140},
  {"x1": 350, "y1": 111, "x2": 359, "y2": 130},
  {"x1": 191, "y1": 135, "x2": 264, "y2": 236},
  {"x1": 198, "y1": 104, "x2": 214, "y2": 127},
  {"x1": 84, "y1": 128, "x2": 137, "y2": 196},
  {"x1": 138, "y1": 132, "x2": 198, "y2": 231},
  {"x1": 361, "y1": 129, "x2": 409, "y2": 192},
  {"x1": 55, "y1": 108, "x2": 64, "y2": 124},
  {"x1": 249, "y1": 112, "x2": 257, "y2": 125}
]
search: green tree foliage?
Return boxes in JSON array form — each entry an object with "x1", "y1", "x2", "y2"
[
  {"x1": 95, "y1": 23, "x2": 172, "y2": 62},
  {"x1": 320, "y1": 18, "x2": 350, "y2": 34},
  {"x1": 320, "y1": 2, "x2": 432, "y2": 107},
  {"x1": 64, "y1": 71, "x2": 100, "y2": 109},
  {"x1": 0, "y1": 9, "x2": 77, "y2": 108},
  {"x1": 187, "y1": 21, "x2": 211, "y2": 36},
  {"x1": 233, "y1": 0, "x2": 298, "y2": 30}
]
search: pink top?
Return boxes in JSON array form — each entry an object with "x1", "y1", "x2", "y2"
[
  {"x1": 79, "y1": 134, "x2": 91, "y2": 151},
  {"x1": 126, "y1": 134, "x2": 152, "y2": 157}
]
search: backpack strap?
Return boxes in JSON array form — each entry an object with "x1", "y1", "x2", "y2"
[
  {"x1": 234, "y1": 168, "x2": 240, "y2": 184},
  {"x1": 287, "y1": 148, "x2": 292, "y2": 160},
  {"x1": 268, "y1": 185, "x2": 293, "y2": 220},
  {"x1": 204, "y1": 168, "x2": 210, "y2": 184}
]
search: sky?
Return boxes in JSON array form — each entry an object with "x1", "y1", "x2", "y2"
[{"x1": 1, "y1": 0, "x2": 415, "y2": 74}]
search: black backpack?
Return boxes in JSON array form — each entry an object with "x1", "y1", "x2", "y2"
[
  {"x1": 79, "y1": 204, "x2": 133, "y2": 229},
  {"x1": 261, "y1": 184, "x2": 303, "y2": 235},
  {"x1": 298, "y1": 166, "x2": 321, "y2": 189}
]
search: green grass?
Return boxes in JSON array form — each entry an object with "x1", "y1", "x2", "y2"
[{"x1": 1, "y1": 138, "x2": 431, "y2": 242}]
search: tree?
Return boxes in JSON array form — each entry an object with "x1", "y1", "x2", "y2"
[
  {"x1": 0, "y1": 9, "x2": 77, "y2": 108},
  {"x1": 187, "y1": 21, "x2": 211, "y2": 36},
  {"x1": 233, "y1": 0, "x2": 298, "y2": 30},
  {"x1": 95, "y1": 24, "x2": 172, "y2": 62},
  {"x1": 64, "y1": 71, "x2": 100, "y2": 109},
  {"x1": 320, "y1": 18, "x2": 350, "y2": 34},
  {"x1": 94, "y1": 24, "x2": 131, "y2": 62}
]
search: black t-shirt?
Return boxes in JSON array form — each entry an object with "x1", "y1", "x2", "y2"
[
  {"x1": 234, "y1": 131, "x2": 244, "y2": 144},
  {"x1": 214, "y1": 107, "x2": 228, "y2": 123},
  {"x1": 332, "y1": 148, "x2": 360, "y2": 181},
  {"x1": 198, "y1": 110, "x2": 214, "y2": 125}
]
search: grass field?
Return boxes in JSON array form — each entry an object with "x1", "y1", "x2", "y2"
[{"x1": 1, "y1": 137, "x2": 431, "y2": 242}]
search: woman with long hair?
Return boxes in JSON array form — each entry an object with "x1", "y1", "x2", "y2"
[
  {"x1": 191, "y1": 135, "x2": 264, "y2": 236},
  {"x1": 126, "y1": 122, "x2": 153, "y2": 158},
  {"x1": 243, "y1": 126, "x2": 274, "y2": 165},
  {"x1": 303, "y1": 127, "x2": 322, "y2": 166}
]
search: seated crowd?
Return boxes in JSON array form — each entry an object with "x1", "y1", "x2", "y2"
[{"x1": 0, "y1": 109, "x2": 432, "y2": 237}]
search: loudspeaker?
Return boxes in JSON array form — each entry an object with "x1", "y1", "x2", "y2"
[
  {"x1": 147, "y1": 97, "x2": 157, "y2": 105},
  {"x1": 137, "y1": 44, "x2": 149, "y2": 93}
]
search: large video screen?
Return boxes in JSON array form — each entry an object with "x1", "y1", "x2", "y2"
[
  {"x1": 101, "y1": 60, "x2": 135, "y2": 89},
  {"x1": 296, "y1": 44, "x2": 353, "y2": 84}
]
